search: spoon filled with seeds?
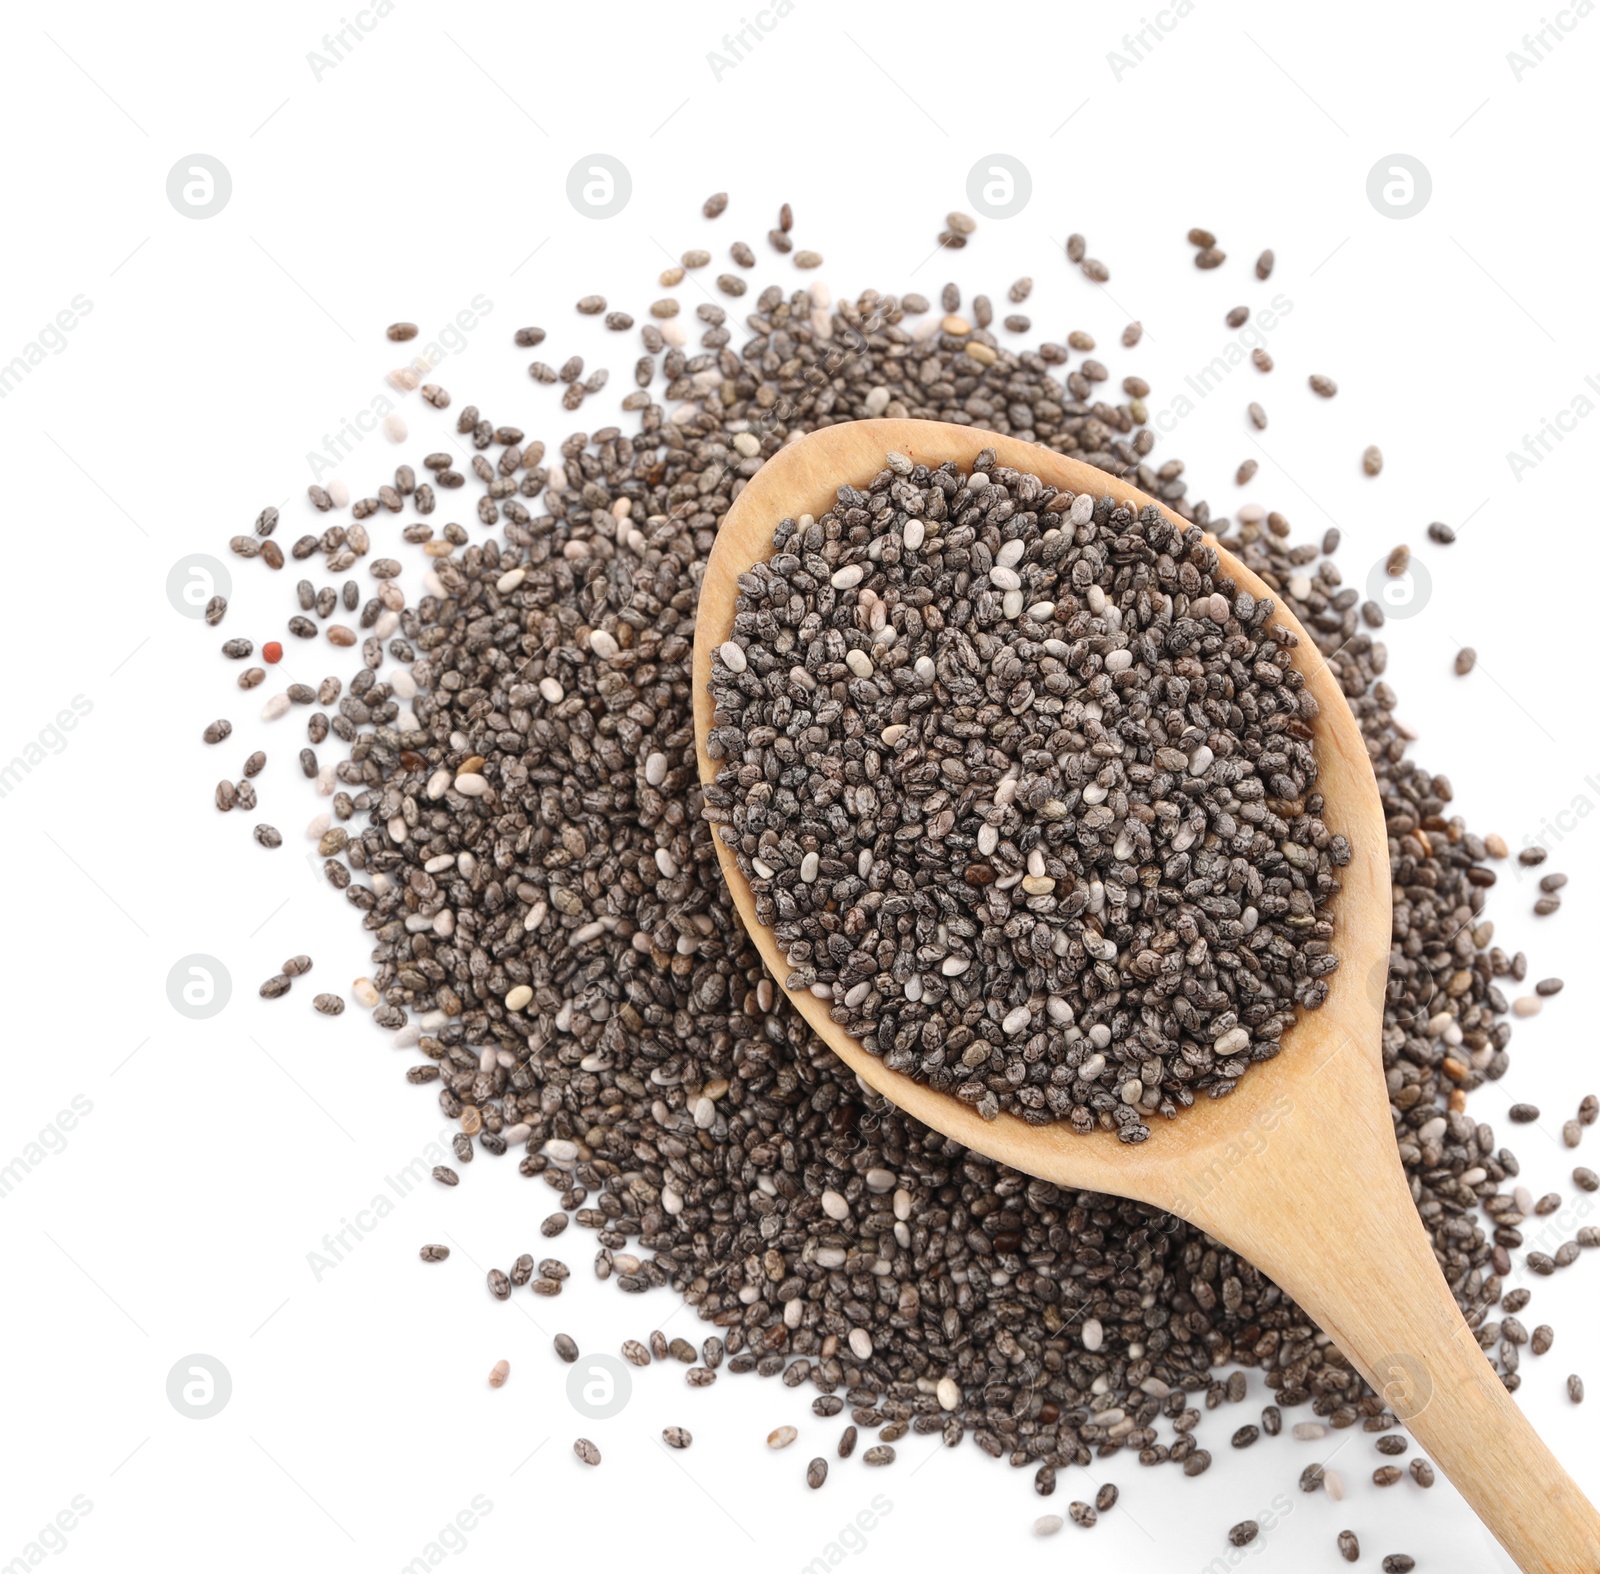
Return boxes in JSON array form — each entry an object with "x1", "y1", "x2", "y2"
[{"x1": 693, "y1": 418, "x2": 1600, "y2": 1574}]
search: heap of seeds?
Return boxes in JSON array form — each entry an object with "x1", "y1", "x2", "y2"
[
  {"x1": 703, "y1": 453, "x2": 1345, "y2": 1133},
  {"x1": 200, "y1": 203, "x2": 1596, "y2": 1517}
]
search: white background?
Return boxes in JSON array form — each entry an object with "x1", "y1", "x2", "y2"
[{"x1": 1, "y1": 0, "x2": 1595, "y2": 1569}]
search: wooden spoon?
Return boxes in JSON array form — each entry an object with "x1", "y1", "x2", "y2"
[{"x1": 691, "y1": 418, "x2": 1600, "y2": 1572}]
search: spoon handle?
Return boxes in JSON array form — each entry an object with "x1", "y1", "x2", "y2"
[{"x1": 1207, "y1": 1142, "x2": 1600, "y2": 1571}]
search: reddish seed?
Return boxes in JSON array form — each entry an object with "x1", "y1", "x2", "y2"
[{"x1": 263, "y1": 641, "x2": 284, "y2": 663}]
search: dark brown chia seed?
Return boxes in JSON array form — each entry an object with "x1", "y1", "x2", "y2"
[{"x1": 419, "y1": 1245, "x2": 449, "y2": 1262}]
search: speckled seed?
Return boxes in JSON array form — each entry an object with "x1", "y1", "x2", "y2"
[
  {"x1": 1068, "y1": 1501, "x2": 1097, "y2": 1527},
  {"x1": 1364, "y1": 445, "x2": 1384, "y2": 476},
  {"x1": 488, "y1": 1359, "x2": 509, "y2": 1388},
  {"x1": 662, "y1": 1426, "x2": 692, "y2": 1449},
  {"x1": 253, "y1": 824, "x2": 282, "y2": 848},
  {"x1": 313, "y1": 992, "x2": 344, "y2": 1015},
  {"x1": 768, "y1": 1425, "x2": 798, "y2": 1449},
  {"x1": 622, "y1": 1340, "x2": 651, "y2": 1366},
  {"x1": 573, "y1": 1438, "x2": 600, "y2": 1467},
  {"x1": 419, "y1": 1244, "x2": 449, "y2": 1262},
  {"x1": 1455, "y1": 647, "x2": 1477, "y2": 676},
  {"x1": 1229, "y1": 1522, "x2": 1260, "y2": 1547},
  {"x1": 386, "y1": 322, "x2": 417, "y2": 342},
  {"x1": 1310, "y1": 374, "x2": 1338, "y2": 397},
  {"x1": 553, "y1": 1333, "x2": 579, "y2": 1362},
  {"x1": 1338, "y1": 1530, "x2": 1360, "y2": 1562},
  {"x1": 431, "y1": 1166, "x2": 457, "y2": 1186},
  {"x1": 862, "y1": 1445, "x2": 895, "y2": 1466},
  {"x1": 1381, "y1": 1558, "x2": 1415, "y2": 1574},
  {"x1": 1570, "y1": 1375, "x2": 1585, "y2": 1402},
  {"x1": 1409, "y1": 1458, "x2": 1435, "y2": 1487},
  {"x1": 203, "y1": 719, "x2": 233, "y2": 745},
  {"x1": 806, "y1": 1457, "x2": 827, "y2": 1489}
]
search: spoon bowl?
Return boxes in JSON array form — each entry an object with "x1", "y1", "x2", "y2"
[{"x1": 692, "y1": 419, "x2": 1599, "y2": 1573}]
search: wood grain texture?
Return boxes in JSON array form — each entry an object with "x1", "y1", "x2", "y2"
[{"x1": 691, "y1": 420, "x2": 1600, "y2": 1572}]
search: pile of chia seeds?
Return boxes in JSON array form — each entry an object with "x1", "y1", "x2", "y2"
[
  {"x1": 200, "y1": 200, "x2": 1594, "y2": 1538},
  {"x1": 703, "y1": 451, "x2": 1346, "y2": 1135}
]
